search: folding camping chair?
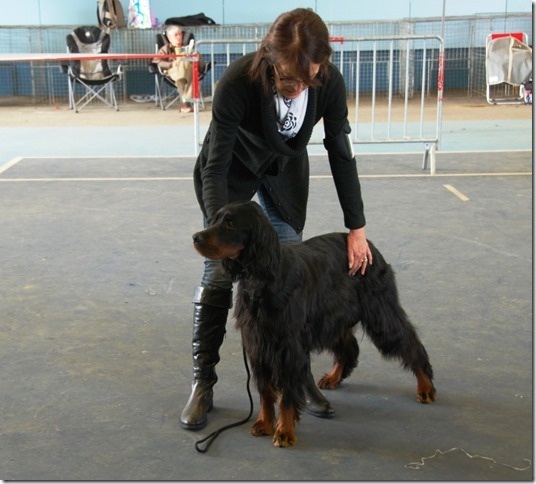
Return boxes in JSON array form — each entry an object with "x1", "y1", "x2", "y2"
[
  {"x1": 65, "y1": 26, "x2": 123, "y2": 112},
  {"x1": 149, "y1": 30, "x2": 210, "y2": 111},
  {"x1": 486, "y1": 32, "x2": 532, "y2": 105}
]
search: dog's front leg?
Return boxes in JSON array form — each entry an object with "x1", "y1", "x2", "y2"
[
  {"x1": 251, "y1": 385, "x2": 277, "y2": 437},
  {"x1": 273, "y1": 401, "x2": 298, "y2": 447}
]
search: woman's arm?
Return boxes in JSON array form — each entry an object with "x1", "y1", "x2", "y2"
[
  {"x1": 322, "y1": 65, "x2": 372, "y2": 274},
  {"x1": 200, "y1": 60, "x2": 250, "y2": 222}
]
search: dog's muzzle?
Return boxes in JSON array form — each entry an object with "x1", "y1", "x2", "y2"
[{"x1": 192, "y1": 230, "x2": 244, "y2": 260}]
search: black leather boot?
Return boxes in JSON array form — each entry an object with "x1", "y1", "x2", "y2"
[
  {"x1": 304, "y1": 362, "x2": 335, "y2": 418},
  {"x1": 180, "y1": 286, "x2": 232, "y2": 430}
]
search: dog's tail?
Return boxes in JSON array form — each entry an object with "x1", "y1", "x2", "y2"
[{"x1": 358, "y1": 243, "x2": 434, "y2": 381}]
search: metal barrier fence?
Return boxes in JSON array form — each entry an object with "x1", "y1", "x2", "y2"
[
  {"x1": 192, "y1": 34, "x2": 444, "y2": 174},
  {"x1": 0, "y1": 13, "x2": 529, "y2": 173},
  {"x1": 347, "y1": 34, "x2": 444, "y2": 174},
  {"x1": 0, "y1": 13, "x2": 530, "y2": 104}
]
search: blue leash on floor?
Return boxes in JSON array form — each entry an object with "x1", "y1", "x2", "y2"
[{"x1": 194, "y1": 345, "x2": 254, "y2": 453}]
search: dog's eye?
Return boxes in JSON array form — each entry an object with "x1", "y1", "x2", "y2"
[{"x1": 222, "y1": 214, "x2": 235, "y2": 228}]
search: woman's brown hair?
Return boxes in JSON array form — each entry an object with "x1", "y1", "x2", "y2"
[{"x1": 249, "y1": 8, "x2": 332, "y2": 94}]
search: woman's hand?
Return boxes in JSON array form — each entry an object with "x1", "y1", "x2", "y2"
[{"x1": 347, "y1": 227, "x2": 373, "y2": 276}]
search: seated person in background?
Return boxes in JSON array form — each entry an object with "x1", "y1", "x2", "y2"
[{"x1": 154, "y1": 24, "x2": 207, "y2": 113}]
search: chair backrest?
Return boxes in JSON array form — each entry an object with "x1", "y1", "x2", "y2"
[
  {"x1": 66, "y1": 26, "x2": 112, "y2": 80},
  {"x1": 156, "y1": 32, "x2": 167, "y2": 51},
  {"x1": 486, "y1": 32, "x2": 532, "y2": 86}
]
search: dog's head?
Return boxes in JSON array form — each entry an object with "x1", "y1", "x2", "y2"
[{"x1": 192, "y1": 201, "x2": 280, "y2": 281}]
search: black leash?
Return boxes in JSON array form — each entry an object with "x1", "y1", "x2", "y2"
[{"x1": 194, "y1": 345, "x2": 254, "y2": 453}]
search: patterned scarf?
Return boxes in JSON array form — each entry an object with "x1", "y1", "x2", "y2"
[{"x1": 273, "y1": 87, "x2": 308, "y2": 140}]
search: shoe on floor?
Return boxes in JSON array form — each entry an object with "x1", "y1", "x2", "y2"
[{"x1": 130, "y1": 94, "x2": 155, "y2": 103}]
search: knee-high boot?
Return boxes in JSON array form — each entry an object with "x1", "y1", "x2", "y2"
[
  {"x1": 180, "y1": 286, "x2": 232, "y2": 430},
  {"x1": 304, "y1": 361, "x2": 335, "y2": 418}
]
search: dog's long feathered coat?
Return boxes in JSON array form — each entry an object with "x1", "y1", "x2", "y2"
[{"x1": 193, "y1": 201, "x2": 435, "y2": 447}]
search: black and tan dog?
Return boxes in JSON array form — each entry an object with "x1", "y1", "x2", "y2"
[{"x1": 193, "y1": 200, "x2": 435, "y2": 447}]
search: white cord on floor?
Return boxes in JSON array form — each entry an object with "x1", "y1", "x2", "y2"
[{"x1": 405, "y1": 447, "x2": 532, "y2": 471}]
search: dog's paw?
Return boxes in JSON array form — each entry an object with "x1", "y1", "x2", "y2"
[
  {"x1": 317, "y1": 374, "x2": 341, "y2": 390},
  {"x1": 250, "y1": 419, "x2": 274, "y2": 437},
  {"x1": 417, "y1": 388, "x2": 436, "y2": 404},
  {"x1": 273, "y1": 430, "x2": 297, "y2": 448},
  {"x1": 416, "y1": 369, "x2": 436, "y2": 403}
]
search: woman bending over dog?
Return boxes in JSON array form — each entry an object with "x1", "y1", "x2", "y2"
[{"x1": 181, "y1": 7, "x2": 373, "y2": 431}]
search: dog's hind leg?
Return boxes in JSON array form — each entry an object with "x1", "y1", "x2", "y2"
[
  {"x1": 251, "y1": 384, "x2": 277, "y2": 437},
  {"x1": 273, "y1": 401, "x2": 298, "y2": 448},
  {"x1": 318, "y1": 330, "x2": 359, "y2": 390},
  {"x1": 318, "y1": 361, "x2": 344, "y2": 390},
  {"x1": 415, "y1": 366, "x2": 435, "y2": 404},
  {"x1": 361, "y1": 297, "x2": 436, "y2": 403},
  {"x1": 358, "y1": 264, "x2": 436, "y2": 402}
]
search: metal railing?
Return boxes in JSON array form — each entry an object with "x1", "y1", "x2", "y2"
[
  {"x1": 345, "y1": 34, "x2": 444, "y2": 174},
  {"x1": 191, "y1": 34, "x2": 444, "y2": 174}
]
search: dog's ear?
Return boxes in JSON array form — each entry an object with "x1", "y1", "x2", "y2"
[
  {"x1": 240, "y1": 204, "x2": 281, "y2": 281},
  {"x1": 222, "y1": 258, "x2": 243, "y2": 281}
]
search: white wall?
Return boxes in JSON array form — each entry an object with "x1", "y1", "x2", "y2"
[{"x1": 0, "y1": 0, "x2": 531, "y2": 26}]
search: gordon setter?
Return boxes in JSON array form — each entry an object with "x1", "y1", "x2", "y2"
[{"x1": 192, "y1": 201, "x2": 435, "y2": 447}]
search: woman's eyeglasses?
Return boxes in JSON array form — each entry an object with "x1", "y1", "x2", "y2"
[{"x1": 273, "y1": 64, "x2": 320, "y2": 89}]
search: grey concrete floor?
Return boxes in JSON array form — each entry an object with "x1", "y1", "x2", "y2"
[{"x1": 0, "y1": 149, "x2": 532, "y2": 481}]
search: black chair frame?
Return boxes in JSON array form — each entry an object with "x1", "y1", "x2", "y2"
[{"x1": 65, "y1": 26, "x2": 122, "y2": 113}]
